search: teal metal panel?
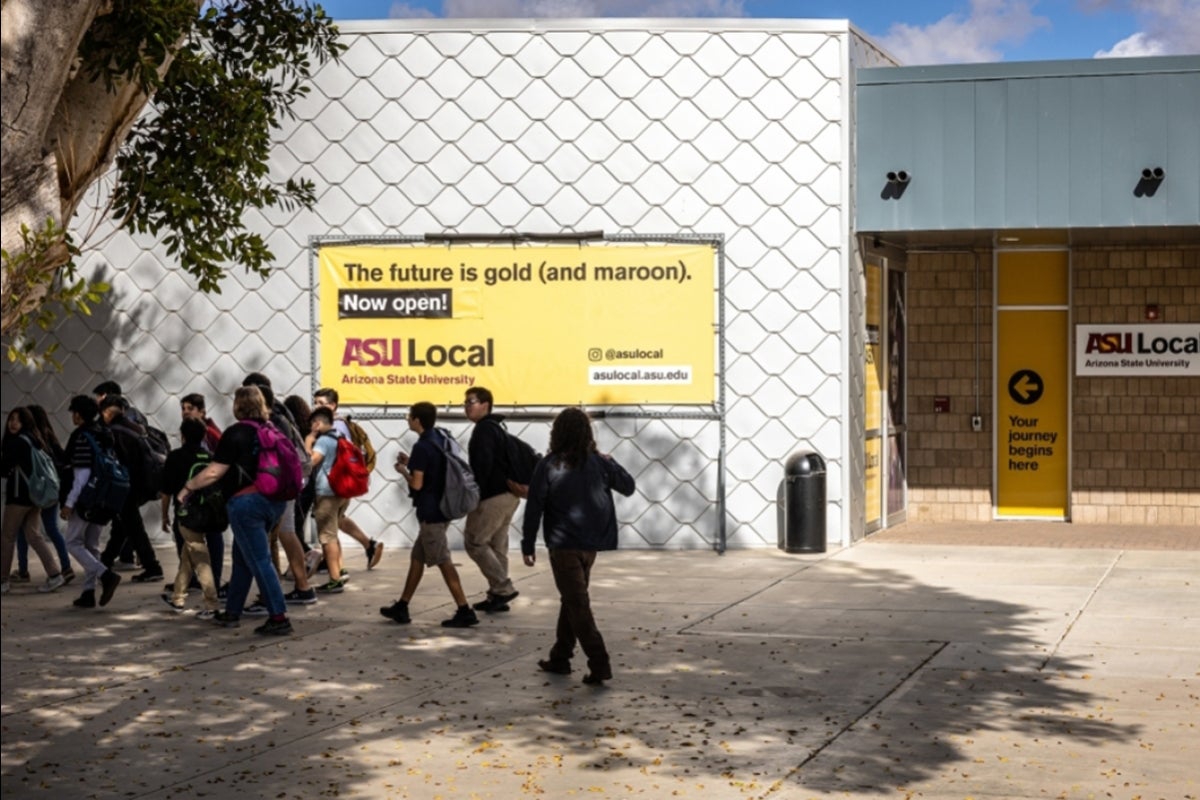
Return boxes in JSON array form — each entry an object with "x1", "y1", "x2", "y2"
[
  {"x1": 1099, "y1": 75, "x2": 1136, "y2": 224},
  {"x1": 1036, "y1": 78, "x2": 1072, "y2": 226},
  {"x1": 855, "y1": 56, "x2": 1200, "y2": 232},
  {"x1": 939, "y1": 82, "x2": 975, "y2": 228},
  {"x1": 973, "y1": 81, "x2": 1006, "y2": 223},
  {"x1": 1004, "y1": 78, "x2": 1041, "y2": 226},
  {"x1": 1163, "y1": 73, "x2": 1200, "y2": 223},
  {"x1": 1067, "y1": 77, "x2": 1104, "y2": 226}
]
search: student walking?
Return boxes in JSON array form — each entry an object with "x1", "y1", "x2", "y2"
[
  {"x1": 1, "y1": 408, "x2": 68, "y2": 594},
  {"x1": 177, "y1": 386, "x2": 293, "y2": 635},
  {"x1": 461, "y1": 386, "x2": 521, "y2": 613},
  {"x1": 521, "y1": 408, "x2": 635, "y2": 685},
  {"x1": 379, "y1": 402, "x2": 478, "y2": 628}
]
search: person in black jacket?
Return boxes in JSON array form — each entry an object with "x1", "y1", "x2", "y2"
[
  {"x1": 98, "y1": 396, "x2": 163, "y2": 583},
  {"x1": 462, "y1": 386, "x2": 522, "y2": 613},
  {"x1": 521, "y1": 407, "x2": 635, "y2": 685},
  {"x1": 1, "y1": 407, "x2": 68, "y2": 593}
]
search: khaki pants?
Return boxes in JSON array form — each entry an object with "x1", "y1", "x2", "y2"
[
  {"x1": 463, "y1": 492, "x2": 519, "y2": 597},
  {"x1": 170, "y1": 525, "x2": 220, "y2": 611},
  {"x1": 1, "y1": 503, "x2": 58, "y2": 581}
]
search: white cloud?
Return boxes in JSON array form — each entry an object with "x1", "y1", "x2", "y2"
[
  {"x1": 1092, "y1": 0, "x2": 1200, "y2": 57},
  {"x1": 879, "y1": 0, "x2": 1051, "y2": 65},
  {"x1": 389, "y1": 2, "x2": 437, "y2": 17},
  {"x1": 442, "y1": 0, "x2": 745, "y2": 16}
]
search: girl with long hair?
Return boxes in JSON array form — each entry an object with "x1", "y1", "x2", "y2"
[{"x1": 520, "y1": 407, "x2": 635, "y2": 685}]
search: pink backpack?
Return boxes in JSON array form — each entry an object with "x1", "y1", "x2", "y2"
[{"x1": 246, "y1": 420, "x2": 303, "y2": 501}]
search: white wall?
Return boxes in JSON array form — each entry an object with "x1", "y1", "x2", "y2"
[{"x1": 3, "y1": 20, "x2": 895, "y2": 549}]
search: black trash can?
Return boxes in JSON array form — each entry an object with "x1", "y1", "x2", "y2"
[{"x1": 778, "y1": 452, "x2": 826, "y2": 553}]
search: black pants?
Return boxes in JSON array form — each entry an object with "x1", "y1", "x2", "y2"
[
  {"x1": 102, "y1": 498, "x2": 160, "y2": 573},
  {"x1": 548, "y1": 548, "x2": 609, "y2": 672}
]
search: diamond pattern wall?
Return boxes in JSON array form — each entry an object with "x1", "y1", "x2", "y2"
[{"x1": 2, "y1": 21, "x2": 895, "y2": 550}]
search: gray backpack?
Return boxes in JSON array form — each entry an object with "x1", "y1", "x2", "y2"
[
  {"x1": 19, "y1": 435, "x2": 60, "y2": 509},
  {"x1": 435, "y1": 428, "x2": 479, "y2": 520}
]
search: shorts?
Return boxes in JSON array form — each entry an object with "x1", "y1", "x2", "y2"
[
  {"x1": 412, "y1": 521, "x2": 451, "y2": 567},
  {"x1": 313, "y1": 495, "x2": 349, "y2": 545}
]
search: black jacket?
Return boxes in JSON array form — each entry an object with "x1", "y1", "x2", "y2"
[
  {"x1": 521, "y1": 452, "x2": 635, "y2": 556},
  {"x1": 468, "y1": 414, "x2": 510, "y2": 500}
]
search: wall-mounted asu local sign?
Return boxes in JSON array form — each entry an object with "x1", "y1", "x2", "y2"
[
  {"x1": 1076, "y1": 324, "x2": 1200, "y2": 376},
  {"x1": 317, "y1": 242, "x2": 717, "y2": 406}
]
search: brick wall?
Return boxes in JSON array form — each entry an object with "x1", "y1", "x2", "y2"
[
  {"x1": 1071, "y1": 248, "x2": 1199, "y2": 525},
  {"x1": 906, "y1": 250, "x2": 993, "y2": 521},
  {"x1": 903, "y1": 246, "x2": 1199, "y2": 526}
]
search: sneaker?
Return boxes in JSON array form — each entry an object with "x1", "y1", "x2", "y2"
[
  {"x1": 494, "y1": 590, "x2": 520, "y2": 604},
  {"x1": 316, "y1": 578, "x2": 346, "y2": 594},
  {"x1": 73, "y1": 589, "x2": 96, "y2": 608},
  {"x1": 195, "y1": 609, "x2": 216, "y2": 621},
  {"x1": 61, "y1": 569, "x2": 76, "y2": 586},
  {"x1": 114, "y1": 559, "x2": 138, "y2": 572},
  {"x1": 380, "y1": 600, "x2": 411, "y2": 624},
  {"x1": 160, "y1": 593, "x2": 186, "y2": 613},
  {"x1": 367, "y1": 540, "x2": 385, "y2": 569},
  {"x1": 441, "y1": 605, "x2": 479, "y2": 628},
  {"x1": 472, "y1": 596, "x2": 511, "y2": 613},
  {"x1": 284, "y1": 588, "x2": 317, "y2": 605},
  {"x1": 304, "y1": 549, "x2": 323, "y2": 578},
  {"x1": 10, "y1": 571, "x2": 30, "y2": 583},
  {"x1": 99, "y1": 570, "x2": 122, "y2": 607},
  {"x1": 254, "y1": 617, "x2": 293, "y2": 636},
  {"x1": 211, "y1": 610, "x2": 241, "y2": 628},
  {"x1": 243, "y1": 602, "x2": 270, "y2": 616},
  {"x1": 37, "y1": 574, "x2": 67, "y2": 593},
  {"x1": 131, "y1": 570, "x2": 165, "y2": 583}
]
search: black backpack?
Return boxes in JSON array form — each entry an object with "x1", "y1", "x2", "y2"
[
  {"x1": 175, "y1": 451, "x2": 228, "y2": 533},
  {"x1": 76, "y1": 432, "x2": 132, "y2": 523},
  {"x1": 500, "y1": 422, "x2": 541, "y2": 485},
  {"x1": 113, "y1": 423, "x2": 165, "y2": 505}
]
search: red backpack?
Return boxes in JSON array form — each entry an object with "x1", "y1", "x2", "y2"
[{"x1": 325, "y1": 433, "x2": 369, "y2": 498}]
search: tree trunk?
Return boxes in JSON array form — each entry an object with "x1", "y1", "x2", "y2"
[{"x1": 0, "y1": 0, "x2": 197, "y2": 337}]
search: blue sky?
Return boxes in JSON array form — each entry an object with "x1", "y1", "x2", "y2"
[{"x1": 316, "y1": 0, "x2": 1200, "y2": 64}]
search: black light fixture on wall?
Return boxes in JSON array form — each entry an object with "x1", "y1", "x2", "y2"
[
  {"x1": 1135, "y1": 165, "x2": 1165, "y2": 197},
  {"x1": 881, "y1": 169, "x2": 911, "y2": 200}
]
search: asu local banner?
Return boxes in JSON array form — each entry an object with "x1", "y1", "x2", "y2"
[
  {"x1": 318, "y1": 243, "x2": 717, "y2": 406},
  {"x1": 1076, "y1": 324, "x2": 1199, "y2": 376}
]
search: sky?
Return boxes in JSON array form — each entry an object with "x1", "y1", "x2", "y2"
[{"x1": 315, "y1": 0, "x2": 1200, "y2": 64}]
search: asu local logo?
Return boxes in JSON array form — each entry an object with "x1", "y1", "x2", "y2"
[
  {"x1": 342, "y1": 338, "x2": 495, "y2": 367},
  {"x1": 1076, "y1": 324, "x2": 1199, "y2": 376}
]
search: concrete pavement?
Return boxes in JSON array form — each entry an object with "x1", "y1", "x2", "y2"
[{"x1": 2, "y1": 525, "x2": 1197, "y2": 799}]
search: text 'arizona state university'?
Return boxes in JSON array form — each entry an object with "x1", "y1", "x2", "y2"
[{"x1": 342, "y1": 338, "x2": 494, "y2": 367}]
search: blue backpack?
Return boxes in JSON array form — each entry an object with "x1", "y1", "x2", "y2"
[{"x1": 76, "y1": 432, "x2": 132, "y2": 523}]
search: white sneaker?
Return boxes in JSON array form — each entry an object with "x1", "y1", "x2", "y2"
[
  {"x1": 195, "y1": 609, "x2": 216, "y2": 621},
  {"x1": 37, "y1": 574, "x2": 66, "y2": 593},
  {"x1": 304, "y1": 549, "x2": 323, "y2": 578}
]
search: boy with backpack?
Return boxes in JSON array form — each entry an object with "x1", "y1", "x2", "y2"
[
  {"x1": 306, "y1": 406, "x2": 352, "y2": 594},
  {"x1": 60, "y1": 396, "x2": 123, "y2": 608},
  {"x1": 379, "y1": 402, "x2": 478, "y2": 628},
  {"x1": 159, "y1": 418, "x2": 222, "y2": 617},
  {"x1": 98, "y1": 396, "x2": 165, "y2": 583},
  {"x1": 312, "y1": 388, "x2": 384, "y2": 570}
]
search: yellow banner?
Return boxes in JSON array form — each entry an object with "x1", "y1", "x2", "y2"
[
  {"x1": 996, "y1": 309, "x2": 1069, "y2": 518},
  {"x1": 318, "y1": 243, "x2": 716, "y2": 406}
]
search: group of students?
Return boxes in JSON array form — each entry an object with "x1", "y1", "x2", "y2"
[{"x1": 2, "y1": 379, "x2": 636, "y2": 684}]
